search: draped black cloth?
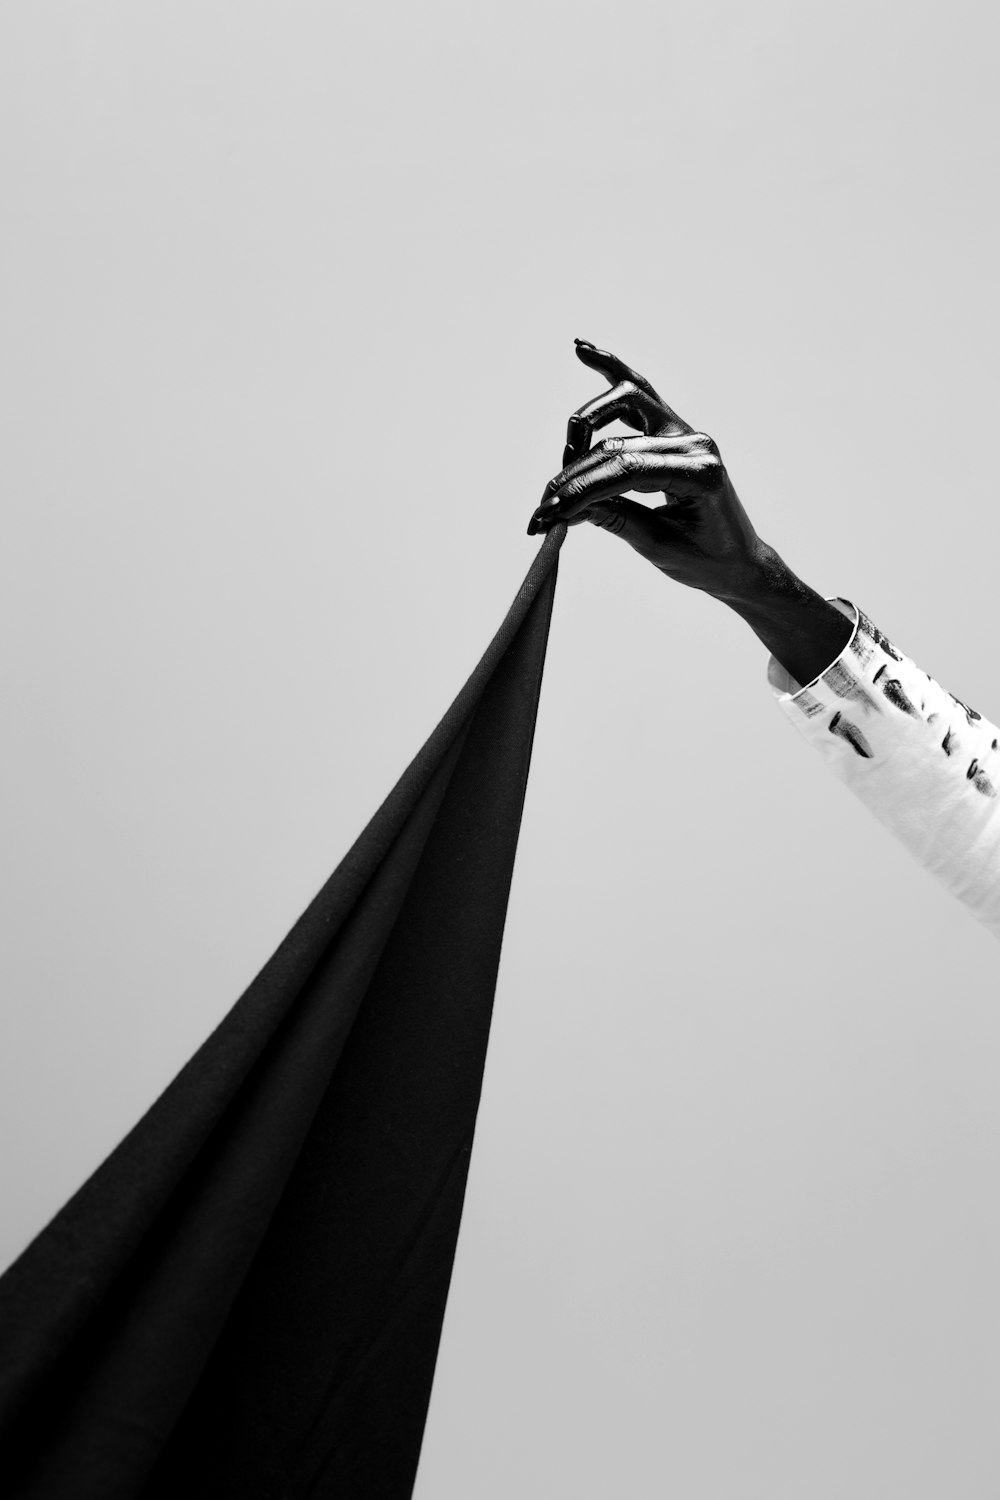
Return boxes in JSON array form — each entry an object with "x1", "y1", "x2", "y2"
[{"x1": 0, "y1": 526, "x2": 565, "y2": 1500}]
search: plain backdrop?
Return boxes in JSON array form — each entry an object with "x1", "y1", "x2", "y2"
[{"x1": 4, "y1": 3, "x2": 1000, "y2": 1496}]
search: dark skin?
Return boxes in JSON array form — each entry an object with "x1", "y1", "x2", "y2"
[{"x1": 527, "y1": 340, "x2": 854, "y2": 688}]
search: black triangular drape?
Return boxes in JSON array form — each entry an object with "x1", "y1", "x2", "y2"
[{"x1": 0, "y1": 525, "x2": 565, "y2": 1500}]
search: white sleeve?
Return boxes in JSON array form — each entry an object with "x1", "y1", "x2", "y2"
[{"x1": 769, "y1": 598, "x2": 1000, "y2": 942}]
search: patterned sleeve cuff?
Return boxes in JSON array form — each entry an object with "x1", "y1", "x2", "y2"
[
  {"x1": 764, "y1": 594, "x2": 1000, "y2": 941},
  {"x1": 768, "y1": 597, "x2": 1000, "y2": 793},
  {"x1": 766, "y1": 596, "x2": 944, "y2": 761}
]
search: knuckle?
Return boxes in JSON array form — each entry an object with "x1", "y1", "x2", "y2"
[
  {"x1": 692, "y1": 458, "x2": 723, "y2": 488},
  {"x1": 688, "y1": 431, "x2": 720, "y2": 456},
  {"x1": 596, "y1": 436, "x2": 641, "y2": 474}
]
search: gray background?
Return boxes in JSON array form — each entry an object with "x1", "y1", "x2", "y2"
[{"x1": 3, "y1": 3, "x2": 1000, "y2": 1495}]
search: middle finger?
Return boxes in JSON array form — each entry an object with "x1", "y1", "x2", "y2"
[
  {"x1": 537, "y1": 443, "x2": 620, "y2": 517},
  {"x1": 563, "y1": 381, "x2": 669, "y2": 465}
]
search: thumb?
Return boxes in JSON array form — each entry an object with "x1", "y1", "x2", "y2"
[{"x1": 583, "y1": 497, "x2": 661, "y2": 550}]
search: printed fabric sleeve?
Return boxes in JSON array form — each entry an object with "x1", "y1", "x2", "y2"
[{"x1": 768, "y1": 598, "x2": 1000, "y2": 942}]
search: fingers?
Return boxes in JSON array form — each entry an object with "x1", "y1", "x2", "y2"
[
  {"x1": 537, "y1": 442, "x2": 621, "y2": 516},
  {"x1": 572, "y1": 338, "x2": 649, "y2": 389},
  {"x1": 527, "y1": 340, "x2": 697, "y2": 538},
  {"x1": 530, "y1": 442, "x2": 631, "y2": 534},
  {"x1": 529, "y1": 434, "x2": 719, "y2": 530},
  {"x1": 563, "y1": 381, "x2": 667, "y2": 466},
  {"x1": 541, "y1": 451, "x2": 661, "y2": 520},
  {"x1": 573, "y1": 338, "x2": 691, "y2": 437}
]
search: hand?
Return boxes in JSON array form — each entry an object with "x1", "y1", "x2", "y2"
[{"x1": 527, "y1": 340, "x2": 767, "y2": 602}]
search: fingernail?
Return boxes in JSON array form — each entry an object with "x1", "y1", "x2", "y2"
[
  {"x1": 574, "y1": 337, "x2": 594, "y2": 348},
  {"x1": 527, "y1": 517, "x2": 538, "y2": 535}
]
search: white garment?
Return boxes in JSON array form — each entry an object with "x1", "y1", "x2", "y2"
[{"x1": 768, "y1": 598, "x2": 1000, "y2": 942}]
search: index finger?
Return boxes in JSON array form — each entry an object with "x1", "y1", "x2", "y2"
[
  {"x1": 573, "y1": 338, "x2": 653, "y2": 390},
  {"x1": 572, "y1": 339, "x2": 690, "y2": 440}
]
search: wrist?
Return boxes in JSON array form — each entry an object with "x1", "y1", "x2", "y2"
[
  {"x1": 707, "y1": 540, "x2": 797, "y2": 610},
  {"x1": 715, "y1": 543, "x2": 855, "y2": 687}
]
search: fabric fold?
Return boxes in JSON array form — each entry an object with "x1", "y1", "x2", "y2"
[{"x1": 0, "y1": 525, "x2": 565, "y2": 1500}]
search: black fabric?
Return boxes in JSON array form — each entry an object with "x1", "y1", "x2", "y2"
[{"x1": 0, "y1": 526, "x2": 565, "y2": 1500}]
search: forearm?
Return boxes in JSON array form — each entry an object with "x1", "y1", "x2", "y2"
[{"x1": 714, "y1": 542, "x2": 855, "y2": 688}]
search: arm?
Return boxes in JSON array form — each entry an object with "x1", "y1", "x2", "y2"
[{"x1": 528, "y1": 341, "x2": 1000, "y2": 941}]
